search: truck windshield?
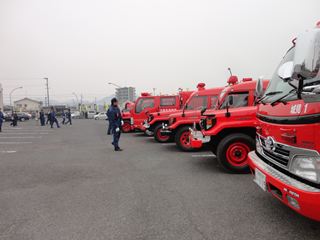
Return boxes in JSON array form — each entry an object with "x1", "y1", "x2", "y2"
[
  {"x1": 185, "y1": 96, "x2": 207, "y2": 110},
  {"x1": 135, "y1": 98, "x2": 155, "y2": 113},
  {"x1": 262, "y1": 48, "x2": 297, "y2": 103},
  {"x1": 263, "y1": 47, "x2": 320, "y2": 103}
]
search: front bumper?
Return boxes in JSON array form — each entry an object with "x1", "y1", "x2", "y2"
[
  {"x1": 248, "y1": 151, "x2": 320, "y2": 221},
  {"x1": 189, "y1": 129, "x2": 210, "y2": 149}
]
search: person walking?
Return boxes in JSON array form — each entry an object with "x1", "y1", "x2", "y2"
[
  {"x1": 108, "y1": 98, "x2": 123, "y2": 151},
  {"x1": 106, "y1": 107, "x2": 111, "y2": 135},
  {"x1": 39, "y1": 109, "x2": 46, "y2": 126},
  {"x1": 10, "y1": 112, "x2": 18, "y2": 127},
  {"x1": 49, "y1": 108, "x2": 60, "y2": 128},
  {"x1": 65, "y1": 109, "x2": 72, "y2": 125},
  {"x1": 61, "y1": 110, "x2": 66, "y2": 125},
  {"x1": 0, "y1": 108, "x2": 4, "y2": 132}
]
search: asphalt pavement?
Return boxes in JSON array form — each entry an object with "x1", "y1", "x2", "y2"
[{"x1": 0, "y1": 120, "x2": 319, "y2": 240}]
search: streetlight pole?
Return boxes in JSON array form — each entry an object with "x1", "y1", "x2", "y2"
[
  {"x1": 108, "y1": 82, "x2": 122, "y2": 88},
  {"x1": 44, "y1": 77, "x2": 50, "y2": 107},
  {"x1": 9, "y1": 86, "x2": 23, "y2": 111},
  {"x1": 72, "y1": 92, "x2": 79, "y2": 109}
]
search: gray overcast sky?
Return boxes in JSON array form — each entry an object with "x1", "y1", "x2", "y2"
[{"x1": 0, "y1": 0, "x2": 319, "y2": 103}]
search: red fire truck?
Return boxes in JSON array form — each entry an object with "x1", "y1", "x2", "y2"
[
  {"x1": 248, "y1": 23, "x2": 320, "y2": 221},
  {"x1": 157, "y1": 84, "x2": 223, "y2": 151},
  {"x1": 189, "y1": 78, "x2": 269, "y2": 173},
  {"x1": 122, "y1": 91, "x2": 192, "y2": 133}
]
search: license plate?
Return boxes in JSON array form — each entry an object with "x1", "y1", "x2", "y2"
[{"x1": 254, "y1": 168, "x2": 267, "y2": 191}]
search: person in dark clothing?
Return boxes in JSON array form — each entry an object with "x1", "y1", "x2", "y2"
[
  {"x1": 49, "y1": 108, "x2": 60, "y2": 128},
  {"x1": 64, "y1": 109, "x2": 72, "y2": 125},
  {"x1": 106, "y1": 108, "x2": 111, "y2": 135},
  {"x1": 40, "y1": 109, "x2": 46, "y2": 126},
  {"x1": 61, "y1": 111, "x2": 66, "y2": 125},
  {"x1": 46, "y1": 111, "x2": 51, "y2": 125},
  {"x1": 0, "y1": 108, "x2": 4, "y2": 132},
  {"x1": 10, "y1": 112, "x2": 18, "y2": 127},
  {"x1": 108, "y1": 98, "x2": 123, "y2": 151}
]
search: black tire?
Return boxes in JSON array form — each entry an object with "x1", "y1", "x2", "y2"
[
  {"x1": 175, "y1": 126, "x2": 196, "y2": 152},
  {"x1": 154, "y1": 124, "x2": 171, "y2": 143},
  {"x1": 216, "y1": 133, "x2": 254, "y2": 174}
]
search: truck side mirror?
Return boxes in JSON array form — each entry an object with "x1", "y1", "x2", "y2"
[
  {"x1": 200, "y1": 107, "x2": 207, "y2": 116},
  {"x1": 255, "y1": 77, "x2": 265, "y2": 99},
  {"x1": 225, "y1": 95, "x2": 233, "y2": 118}
]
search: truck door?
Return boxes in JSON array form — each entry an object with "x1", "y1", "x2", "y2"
[{"x1": 134, "y1": 97, "x2": 156, "y2": 124}]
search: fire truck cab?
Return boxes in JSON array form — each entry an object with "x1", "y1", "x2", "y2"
[
  {"x1": 124, "y1": 91, "x2": 192, "y2": 133},
  {"x1": 248, "y1": 23, "x2": 320, "y2": 221},
  {"x1": 158, "y1": 84, "x2": 223, "y2": 151},
  {"x1": 190, "y1": 77, "x2": 269, "y2": 173}
]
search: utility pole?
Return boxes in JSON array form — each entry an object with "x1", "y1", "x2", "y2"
[{"x1": 44, "y1": 78, "x2": 50, "y2": 107}]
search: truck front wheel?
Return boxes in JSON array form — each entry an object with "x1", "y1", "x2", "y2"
[
  {"x1": 175, "y1": 126, "x2": 195, "y2": 152},
  {"x1": 154, "y1": 124, "x2": 171, "y2": 143},
  {"x1": 216, "y1": 133, "x2": 254, "y2": 173}
]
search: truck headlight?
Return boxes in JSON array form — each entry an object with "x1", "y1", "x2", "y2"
[
  {"x1": 256, "y1": 137, "x2": 263, "y2": 155},
  {"x1": 204, "y1": 117, "x2": 216, "y2": 130},
  {"x1": 290, "y1": 155, "x2": 320, "y2": 183}
]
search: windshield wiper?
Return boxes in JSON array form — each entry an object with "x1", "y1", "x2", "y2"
[
  {"x1": 257, "y1": 91, "x2": 283, "y2": 104},
  {"x1": 270, "y1": 89, "x2": 297, "y2": 106}
]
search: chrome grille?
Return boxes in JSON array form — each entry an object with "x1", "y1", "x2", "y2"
[{"x1": 258, "y1": 135, "x2": 290, "y2": 167}]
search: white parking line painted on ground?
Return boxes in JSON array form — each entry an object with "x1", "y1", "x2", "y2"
[
  {"x1": 0, "y1": 136, "x2": 42, "y2": 139},
  {"x1": 0, "y1": 142, "x2": 32, "y2": 144},
  {"x1": 0, "y1": 132, "x2": 49, "y2": 135},
  {"x1": 0, "y1": 150, "x2": 17, "y2": 153},
  {"x1": 191, "y1": 154, "x2": 215, "y2": 157}
]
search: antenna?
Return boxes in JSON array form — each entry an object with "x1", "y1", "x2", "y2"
[{"x1": 228, "y1": 67, "x2": 233, "y2": 76}]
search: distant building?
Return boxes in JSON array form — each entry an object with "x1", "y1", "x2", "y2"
[
  {"x1": 115, "y1": 87, "x2": 136, "y2": 105},
  {"x1": 14, "y1": 98, "x2": 43, "y2": 112},
  {"x1": 0, "y1": 83, "x2": 3, "y2": 110}
]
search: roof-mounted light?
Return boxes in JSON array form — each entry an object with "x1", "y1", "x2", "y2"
[
  {"x1": 141, "y1": 92, "x2": 151, "y2": 97},
  {"x1": 197, "y1": 83, "x2": 206, "y2": 90},
  {"x1": 227, "y1": 76, "x2": 238, "y2": 85},
  {"x1": 316, "y1": 21, "x2": 320, "y2": 28},
  {"x1": 242, "y1": 78, "x2": 252, "y2": 82}
]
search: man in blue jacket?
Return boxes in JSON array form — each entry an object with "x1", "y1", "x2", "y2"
[
  {"x1": 106, "y1": 107, "x2": 111, "y2": 135},
  {"x1": 108, "y1": 98, "x2": 123, "y2": 151},
  {"x1": 0, "y1": 108, "x2": 4, "y2": 132}
]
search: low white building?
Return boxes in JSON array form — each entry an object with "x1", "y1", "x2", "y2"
[
  {"x1": 0, "y1": 83, "x2": 3, "y2": 110},
  {"x1": 14, "y1": 98, "x2": 42, "y2": 112}
]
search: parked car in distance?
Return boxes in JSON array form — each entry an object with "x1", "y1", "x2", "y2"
[
  {"x1": 94, "y1": 112, "x2": 107, "y2": 120},
  {"x1": 87, "y1": 110, "x2": 97, "y2": 119},
  {"x1": 17, "y1": 112, "x2": 31, "y2": 121},
  {"x1": 71, "y1": 111, "x2": 81, "y2": 119},
  {"x1": 3, "y1": 112, "x2": 30, "y2": 122}
]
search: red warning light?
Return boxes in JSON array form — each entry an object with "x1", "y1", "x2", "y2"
[
  {"x1": 141, "y1": 92, "x2": 151, "y2": 97},
  {"x1": 227, "y1": 76, "x2": 238, "y2": 85},
  {"x1": 197, "y1": 83, "x2": 206, "y2": 90}
]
